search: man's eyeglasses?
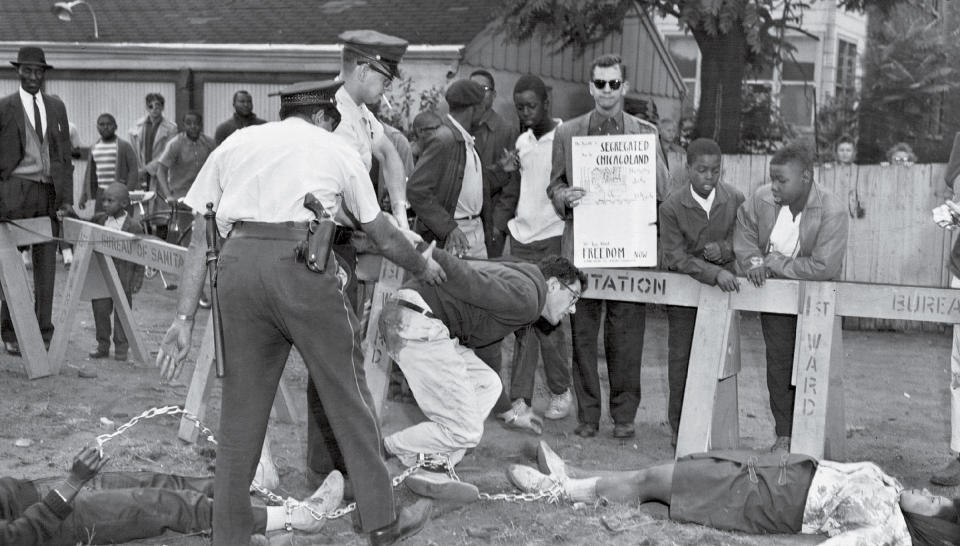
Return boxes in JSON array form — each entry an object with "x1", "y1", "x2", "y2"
[
  {"x1": 558, "y1": 279, "x2": 582, "y2": 305},
  {"x1": 592, "y1": 79, "x2": 623, "y2": 91}
]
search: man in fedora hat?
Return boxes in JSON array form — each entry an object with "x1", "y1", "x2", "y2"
[{"x1": 0, "y1": 46, "x2": 74, "y2": 356}]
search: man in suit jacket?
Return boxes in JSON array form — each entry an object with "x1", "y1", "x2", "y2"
[
  {"x1": 546, "y1": 53, "x2": 669, "y2": 439},
  {"x1": 0, "y1": 47, "x2": 74, "y2": 355}
]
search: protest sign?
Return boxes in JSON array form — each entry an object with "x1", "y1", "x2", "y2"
[{"x1": 572, "y1": 133, "x2": 658, "y2": 267}]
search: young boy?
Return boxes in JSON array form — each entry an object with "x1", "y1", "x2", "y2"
[
  {"x1": 658, "y1": 138, "x2": 744, "y2": 447},
  {"x1": 89, "y1": 183, "x2": 145, "y2": 361},
  {"x1": 734, "y1": 141, "x2": 848, "y2": 452},
  {"x1": 82, "y1": 113, "x2": 141, "y2": 205}
]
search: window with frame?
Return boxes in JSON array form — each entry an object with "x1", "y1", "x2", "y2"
[{"x1": 836, "y1": 39, "x2": 858, "y2": 98}]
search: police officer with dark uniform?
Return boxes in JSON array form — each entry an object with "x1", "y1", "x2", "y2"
[{"x1": 155, "y1": 80, "x2": 444, "y2": 546}]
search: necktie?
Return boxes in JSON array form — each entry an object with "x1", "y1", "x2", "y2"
[{"x1": 32, "y1": 94, "x2": 43, "y2": 144}]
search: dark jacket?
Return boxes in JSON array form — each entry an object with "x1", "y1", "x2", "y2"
[
  {"x1": 473, "y1": 108, "x2": 520, "y2": 248},
  {"x1": 1, "y1": 476, "x2": 73, "y2": 545},
  {"x1": 92, "y1": 212, "x2": 145, "y2": 293},
  {"x1": 84, "y1": 137, "x2": 141, "y2": 196},
  {"x1": 659, "y1": 182, "x2": 745, "y2": 285},
  {"x1": 733, "y1": 182, "x2": 848, "y2": 280},
  {"x1": 408, "y1": 250, "x2": 546, "y2": 349},
  {"x1": 407, "y1": 116, "x2": 472, "y2": 245},
  {"x1": 214, "y1": 113, "x2": 267, "y2": 146},
  {"x1": 0, "y1": 91, "x2": 74, "y2": 209},
  {"x1": 547, "y1": 110, "x2": 669, "y2": 260}
]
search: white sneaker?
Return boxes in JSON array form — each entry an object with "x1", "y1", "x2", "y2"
[
  {"x1": 536, "y1": 441, "x2": 569, "y2": 481},
  {"x1": 507, "y1": 464, "x2": 564, "y2": 496},
  {"x1": 544, "y1": 389, "x2": 572, "y2": 420},
  {"x1": 498, "y1": 399, "x2": 543, "y2": 435},
  {"x1": 293, "y1": 470, "x2": 345, "y2": 533}
]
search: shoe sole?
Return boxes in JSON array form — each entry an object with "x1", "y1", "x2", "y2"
[
  {"x1": 405, "y1": 475, "x2": 479, "y2": 504},
  {"x1": 931, "y1": 476, "x2": 960, "y2": 486}
]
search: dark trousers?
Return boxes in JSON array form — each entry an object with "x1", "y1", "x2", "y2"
[
  {"x1": 760, "y1": 312, "x2": 798, "y2": 437},
  {"x1": 214, "y1": 228, "x2": 394, "y2": 545},
  {"x1": 91, "y1": 289, "x2": 133, "y2": 354},
  {"x1": 666, "y1": 305, "x2": 697, "y2": 433},
  {"x1": 28, "y1": 471, "x2": 265, "y2": 545},
  {"x1": 508, "y1": 235, "x2": 569, "y2": 404},
  {"x1": 307, "y1": 243, "x2": 359, "y2": 477},
  {"x1": 571, "y1": 299, "x2": 646, "y2": 425},
  {"x1": 0, "y1": 178, "x2": 57, "y2": 343}
]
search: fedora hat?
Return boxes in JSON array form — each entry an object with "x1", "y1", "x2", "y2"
[{"x1": 10, "y1": 47, "x2": 53, "y2": 69}]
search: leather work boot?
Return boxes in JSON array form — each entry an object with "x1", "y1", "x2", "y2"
[{"x1": 404, "y1": 470, "x2": 479, "y2": 504}]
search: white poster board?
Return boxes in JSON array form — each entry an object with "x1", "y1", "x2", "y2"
[{"x1": 572, "y1": 134, "x2": 658, "y2": 268}]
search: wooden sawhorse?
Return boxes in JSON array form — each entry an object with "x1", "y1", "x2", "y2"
[{"x1": 0, "y1": 217, "x2": 54, "y2": 378}]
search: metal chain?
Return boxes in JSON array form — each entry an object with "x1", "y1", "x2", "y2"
[
  {"x1": 97, "y1": 406, "x2": 566, "y2": 525},
  {"x1": 425, "y1": 452, "x2": 566, "y2": 505},
  {"x1": 95, "y1": 405, "x2": 216, "y2": 455}
]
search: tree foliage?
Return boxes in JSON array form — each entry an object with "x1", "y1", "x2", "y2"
[
  {"x1": 858, "y1": 2, "x2": 960, "y2": 162},
  {"x1": 499, "y1": 0, "x2": 913, "y2": 153}
]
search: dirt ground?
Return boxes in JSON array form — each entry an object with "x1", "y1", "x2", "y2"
[{"x1": 1, "y1": 262, "x2": 957, "y2": 545}]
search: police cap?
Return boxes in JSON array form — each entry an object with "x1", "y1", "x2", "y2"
[
  {"x1": 271, "y1": 80, "x2": 343, "y2": 107},
  {"x1": 339, "y1": 29, "x2": 408, "y2": 79}
]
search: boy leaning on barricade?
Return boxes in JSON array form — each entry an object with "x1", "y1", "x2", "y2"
[
  {"x1": 658, "y1": 138, "x2": 744, "y2": 448},
  {"x1": 82, "y1": 183, "x2": 144, "y2": 362},
  {"x1": 733, "y1": 140, "x2": 849, "y2": 454}
]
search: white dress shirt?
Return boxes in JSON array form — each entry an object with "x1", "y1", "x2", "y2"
[
  {"x1": 446, "y1": 115, "x2": 483, "y2": 218},
  {"x1": 508, "y1": 121, "x2": 565, "y2": 244},
  {"x1": 19, "y1": 86, "x2": 47, "y2": 138}
]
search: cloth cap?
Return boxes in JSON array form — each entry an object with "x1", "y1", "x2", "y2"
[
  {"x1": 445, "y1": 80, "x2": 485, "y2": 109},
  {"x1": 271, "y1": 80, "x2": 342, "y2": 107},
  {"x1": 339, "y1": 29, "x2": 408, "y2": 79},
  {"x1": 11, "y1": 46, "x2": 53, "y2": 69}
]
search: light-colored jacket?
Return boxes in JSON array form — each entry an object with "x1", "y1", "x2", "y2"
[
  {"x1": 733, "y1": 182, "x2": 848, "y2": 280},
  {"x1": 127, "y1": 115, "x2": 178, "y2": 177}
]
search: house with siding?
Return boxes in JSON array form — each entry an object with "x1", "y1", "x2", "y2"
[{"x1": 0, "y1": 0, "x2": 683, "y2": 196}]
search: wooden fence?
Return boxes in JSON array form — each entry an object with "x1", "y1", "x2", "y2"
[{"x1": 666, "y1": 152, "x2": 958, "y2": 331}]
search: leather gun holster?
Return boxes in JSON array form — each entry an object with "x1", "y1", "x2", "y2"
[{"x1": 296, "y1": 193, "x2": 336, "y2": 273}]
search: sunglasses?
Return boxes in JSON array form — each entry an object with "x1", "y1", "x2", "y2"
[{"x1": 592, "y1": 79, "x2": 623, "y2": 91}]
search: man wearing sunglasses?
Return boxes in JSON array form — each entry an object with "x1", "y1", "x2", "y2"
[{"x1": 548, "y1": 53, "x2": 669, "y2": 440}]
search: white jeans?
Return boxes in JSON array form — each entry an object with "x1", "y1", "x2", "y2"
[
  {"x1": 951, "y1": 276, "x2": 960, "y2": 452},
  {"x1": 456, "y1": 217, "x2": 487, "y2": 259},
  {"x1": 382, "y1": 290, "x2": 502, "y2": 467}
]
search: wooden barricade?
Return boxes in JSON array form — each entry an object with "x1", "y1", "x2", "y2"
[
  {"x1": 0, "y1": 217, "x2": 55, "y2": 379},
  {"x1": 584, "y1": 269, "x2": 960, "y2": 460},
  {"x1": 52, "y1": 218, "x2": 295, "y2": 443}
]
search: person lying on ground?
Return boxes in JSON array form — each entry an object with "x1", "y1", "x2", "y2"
[
  {"x1": 507, "y1": 441, "x2": 960, "y2": 546},
  {"x1": 1, "y1": 446, "x2": 344, "y2": 545}
]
